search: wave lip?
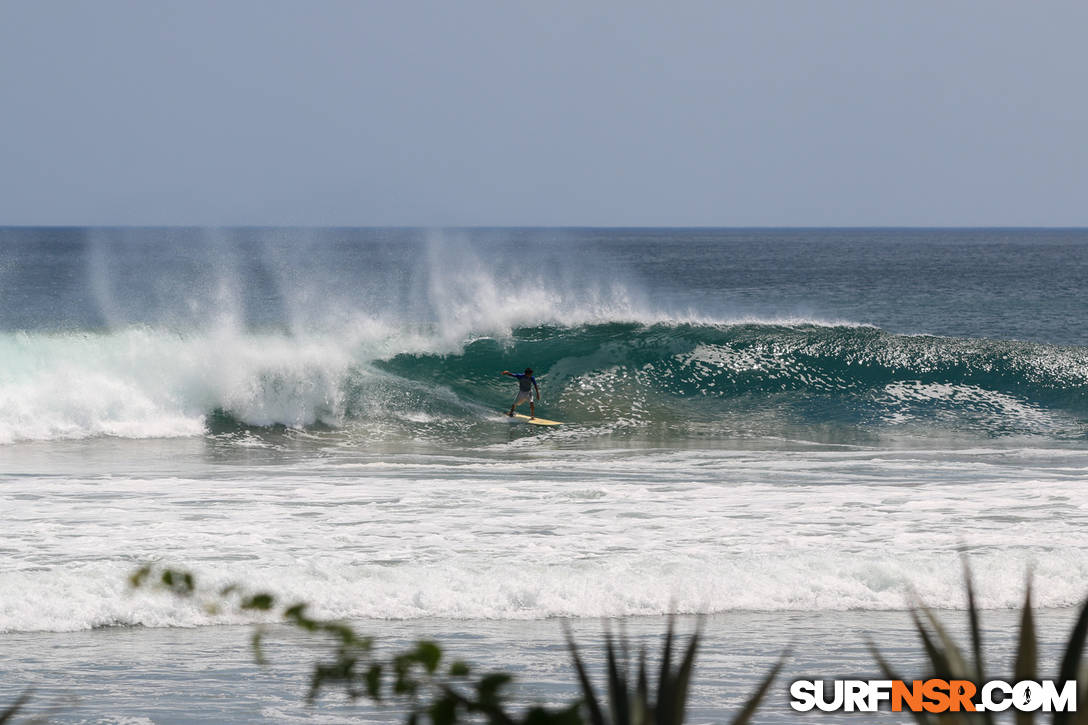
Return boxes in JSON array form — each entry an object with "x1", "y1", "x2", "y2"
[
  {"x1": 378, "y1": 321, "x2": 1088, "y2": 439},
  {"x1": 2, "y1": 321, "x2": 1087, "y2": 443},
  {"x1": 0, "y1": 326, "x2": 361, "y2": 444}
]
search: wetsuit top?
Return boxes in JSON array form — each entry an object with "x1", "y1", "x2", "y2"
[{"x1": 513, "y1": 373, "x2": 536, "y2": 392}]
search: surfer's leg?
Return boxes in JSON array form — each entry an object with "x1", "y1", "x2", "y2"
[{"x1": 529, "y1": 400, "x2": 535, "y2": 418}]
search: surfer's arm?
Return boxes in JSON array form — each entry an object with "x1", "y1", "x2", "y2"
[
  {"x1": 533, "y1": 380, "x2": 540, "y2": 400},
  {"x1": 501, "y1": 370, "x2": 512, "y2": 377}
]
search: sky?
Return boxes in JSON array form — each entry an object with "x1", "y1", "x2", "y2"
[{"x1": 0, "y1": 1, "x2": 1085, "y2": 227}]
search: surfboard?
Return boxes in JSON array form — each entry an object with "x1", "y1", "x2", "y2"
[{"x1": 506, "y1": 413, "x2": 562, "y2": 426}]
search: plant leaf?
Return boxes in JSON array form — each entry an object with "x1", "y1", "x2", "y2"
[
  {"x1": 635, "y1": 647, "x2": 649, "y2": 725},
  {"x1": 251, "y1": 626, "x2": 267, "y2": 666},
  {"x1": 918, "y1": 604, "x2": 971, "y2": 680},
  {"x1": 910, "y1": 608, "x2": 952, "y2": 677},
  {"x1": 564, "y1": 624, "x2": 606, "y2": 725},
  {"x1": 129, "y1": 564, "x2": 152, "y2": 589},
  {"x1": 413, "y1": 640, "x2": 442, "y2": 674},
  {"x1": 365, "y1": 664, "x2": 382, "y2": 701},
  {"x1": 429, "y1": 694, "x2": 457, "y2": 725},
  {"x1": 241, "y1": 593, "x2": 275, "y2": 611},
  {"x1": 962, "y1": 558, "x2": 996, "y2": 725},
  {"x1": 729, "y1": 649, "x2": 788, "y2": 725},
  {"x1": 655, "y1": 615, "x2": 676, "y2": 724},
  {"x1": 671, "y1": 621, "x2": 702, "y2": 725},
  {"x1": 1054, "y1": 594, "x2": 1088, "y2": 725},
  {"x1": 476, "y1": 673, "x2": 513, "y2": 708},
  {"x1": 1014, "y1": 579, "x2": 1036, "y2": 725},
  {"x1": 604, "y1": 629, "x2": 629, "y2": 725},
  {"x1": 866, "y1": 638, "x2": 929, "y2": 725},
  {"x1": 962, "y1": 559, "x2": 986, "y2": 681}
]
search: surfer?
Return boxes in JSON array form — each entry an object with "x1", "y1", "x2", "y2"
[{"x1": 502, "y1": 368, "x2": 540, "y2": 419}]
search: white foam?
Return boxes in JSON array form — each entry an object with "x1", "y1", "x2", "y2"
[
  {"x1": 0, "y1": 326, "x2": 360, "y2": 443},
  {"x1": 875, "y1": 381, "x2": 1075, "y2": 434},
  {"x1": 4, "y1": 448, "x2": 1088, "y2": 633},
  {"x1": 0, "y1": 314, "x2": 882, "y2": 445}
]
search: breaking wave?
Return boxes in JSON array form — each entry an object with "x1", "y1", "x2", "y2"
[{"x1": 3, "y1": 320, "x2": 1087, "y2": 444}]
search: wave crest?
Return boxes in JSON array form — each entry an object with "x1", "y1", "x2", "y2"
[{"x1": 3, "y1": 321, "x2": 1087, "y2": 443}]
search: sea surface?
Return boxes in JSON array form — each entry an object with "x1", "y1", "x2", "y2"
[{"x1": 2, "y1": 227, "x2": 1087, "y2": 722}]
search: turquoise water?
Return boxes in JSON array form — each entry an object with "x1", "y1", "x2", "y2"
[{"x1": 1, "y1": 227, "x2": 1087, "y2": 721}]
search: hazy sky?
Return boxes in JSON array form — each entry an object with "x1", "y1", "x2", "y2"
[{"x1": 1, "y1": 1, "x2": 1085, "y2": 226}]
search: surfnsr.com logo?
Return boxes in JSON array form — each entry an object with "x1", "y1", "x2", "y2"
[{"x1": 790, "y1": 679, "x2": 1077, "y2": 713}]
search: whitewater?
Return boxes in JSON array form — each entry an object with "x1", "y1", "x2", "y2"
[
  {"x1": 6, "y1": 320, "x2": 1087, "y2": 445},
  {"x1": 2, "y1": 227, "x2": 1087, "y2": 722}
]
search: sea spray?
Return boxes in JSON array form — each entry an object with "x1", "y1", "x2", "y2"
[{"x1": 2, "y1": 322, "x2": 1086, "y2": 443}]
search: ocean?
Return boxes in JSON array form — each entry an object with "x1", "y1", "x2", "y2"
[{"x1": 2, "y1": 227, "x2": 1087, "y2": 722}]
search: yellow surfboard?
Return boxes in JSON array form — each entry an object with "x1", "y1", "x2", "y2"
[{"x1": 507, "y1": 413, "x2": 562, "y2": 426}]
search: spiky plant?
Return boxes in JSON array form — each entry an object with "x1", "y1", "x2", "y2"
[
  {"x1": 868, "y1": 562, "x2": 1088, "y2": 725},
  {"x1": 131, "y1": 565, "x2": 783, "y2": 724},
  {"x1": 565, "y1": 617, "x2": 786, "y2": 725}
]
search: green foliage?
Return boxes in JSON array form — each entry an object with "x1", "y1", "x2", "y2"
[
  {"x1": 565, "y1": 618, "x2": 785, "y2": 725},
  {"x1": 868, "y1": 560, "x2": 1088, "y2": 725},
  {"x1": 130, "y1": 564, "x2": 784, "y2": 724},
  {"x1": 131, "y1": 565, "x2": 586, "y2": 723}
]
